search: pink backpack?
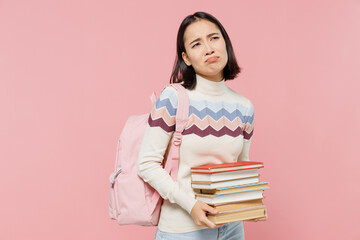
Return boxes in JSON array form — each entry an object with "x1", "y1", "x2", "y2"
[{"x1": 109, "y1": 83, "x2": 189, "y2": 226}]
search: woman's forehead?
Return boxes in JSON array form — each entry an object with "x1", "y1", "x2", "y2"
[{"x1": 184, "y1": 19, "x2": 220, "y2": 43}]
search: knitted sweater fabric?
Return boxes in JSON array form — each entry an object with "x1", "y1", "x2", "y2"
[{"x1": 137, "y1": 73, "x2": 255, "y2": 233}]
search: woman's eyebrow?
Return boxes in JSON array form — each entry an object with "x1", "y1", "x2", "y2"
[{"x1": 189, "y1": 32, "x2": 219, "y2": 46}]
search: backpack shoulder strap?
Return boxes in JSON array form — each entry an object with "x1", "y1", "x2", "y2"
[
  {"x1": 149, "y1": 83, "x2": 188, "y2": 206},
  {"x1": 169, "y1": 83, "x2": 189, "y2": 131},
  {"x1": 162, "y1": 83, "x2": 189, "y2": 180}
]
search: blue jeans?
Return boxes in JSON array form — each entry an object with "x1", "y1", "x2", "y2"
[{"x1": 154, "y1": 221, "x2": 245, "y2": 240}]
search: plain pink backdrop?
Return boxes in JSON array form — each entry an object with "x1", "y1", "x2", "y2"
[{"x1": 1, "y1": 0, "x2": 359, "y2": 239}]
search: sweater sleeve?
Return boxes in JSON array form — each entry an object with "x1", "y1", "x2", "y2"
[
  {"x1": 238, "y1": 101, "x2": 255, "y2": 162},
  {"x1": 137, "y1": 86, "x2": 197, "y2": 214}
]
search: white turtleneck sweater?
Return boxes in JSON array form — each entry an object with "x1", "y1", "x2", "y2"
[{"x1": 137, "y1": 74, "x2": 255, "y2": 233}]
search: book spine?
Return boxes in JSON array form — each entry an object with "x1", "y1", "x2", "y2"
[{"x1": 191, "y1": 166, "x2": 264, "y2": 174}]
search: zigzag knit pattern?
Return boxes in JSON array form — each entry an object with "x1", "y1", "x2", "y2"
[{"x1": 148, "y1": 88, "x2": 254, "y2": 140}]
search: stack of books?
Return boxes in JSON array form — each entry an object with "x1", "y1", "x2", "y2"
[{"x1": 191, "y1": 161, "x2": 268, "y2": 224}]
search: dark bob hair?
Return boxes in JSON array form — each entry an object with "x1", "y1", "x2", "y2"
[{"x1": 170, "y1": 11, "x2": 241, "y2": 90}]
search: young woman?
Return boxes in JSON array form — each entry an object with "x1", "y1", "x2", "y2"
[{"x1": 138, "y1": 11, "x2": 265, "y2": 240}]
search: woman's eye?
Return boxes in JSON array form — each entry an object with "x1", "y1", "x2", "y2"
[
  {"x1": 192, "y1": 43, "x2": 199, "y2": 48},
  {"x1": 191, "y1": 37, "x2": 218, "y2": 48}
]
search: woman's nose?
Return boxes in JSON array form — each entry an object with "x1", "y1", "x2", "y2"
[{"x1": 204, "y1": 42, "x2": 214, "y2": 55}]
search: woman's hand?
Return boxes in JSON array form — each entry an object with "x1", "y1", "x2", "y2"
[{"x1": 190, "y1": 200, "x2": 227, "y2": 228}]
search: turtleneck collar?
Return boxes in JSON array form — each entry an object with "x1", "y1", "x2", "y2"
[{"x1": 194, "y1": 73, "x2": 227, "y2": 96}]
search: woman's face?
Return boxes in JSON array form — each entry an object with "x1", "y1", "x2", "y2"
[{"x1": 182, "y1": 19, "x2": 228, "y2": 82}]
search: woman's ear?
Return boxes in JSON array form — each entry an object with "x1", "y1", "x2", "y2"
[{"x1": 182, "y1": 52, "x2": 191, "y2": 66}]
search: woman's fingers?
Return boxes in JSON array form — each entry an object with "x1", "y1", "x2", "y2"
[
  {"x1": 191, "y1": 201, "x2": 219, "y2": 228},
  {"x1": 202, "y1": 216, "x2": 217, "y2": 228},
  {"x1": 202, "y1": 203, "x2": 218, "y2": 215},
  {"x1": 201, "y1": 203, "x2": 218, "y2": 228},
  {"x1": 215, "y1": 223, "x2": 227, "y2": 228}
]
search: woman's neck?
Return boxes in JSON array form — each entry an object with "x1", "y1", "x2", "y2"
[
  {"x1": 194, "y1": 73, "x2": 227, "y2": 96},
  {"x1": 196, "y1": 72, "x2": 224, "y2": 82}
]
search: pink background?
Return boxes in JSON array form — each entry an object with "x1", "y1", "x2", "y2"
[{"x1": 1, "y1": 0, "x2": 359, "y2": 239}]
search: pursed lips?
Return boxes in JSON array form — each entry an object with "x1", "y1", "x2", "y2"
[{"x1": 205, "y1": 56, "x2": 218, "y2": 63}]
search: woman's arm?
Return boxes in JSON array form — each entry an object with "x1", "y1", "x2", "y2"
[
  {"x1": 237, "y1": 138, "x2": 252, "y2": 162},
  {"x1": 238, "y1": 101, "x2": 255, "y2": 162}
]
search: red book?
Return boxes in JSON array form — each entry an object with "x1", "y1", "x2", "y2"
[{"x1": 191, "y1": 161, "x2": 263, "y2": 174}]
